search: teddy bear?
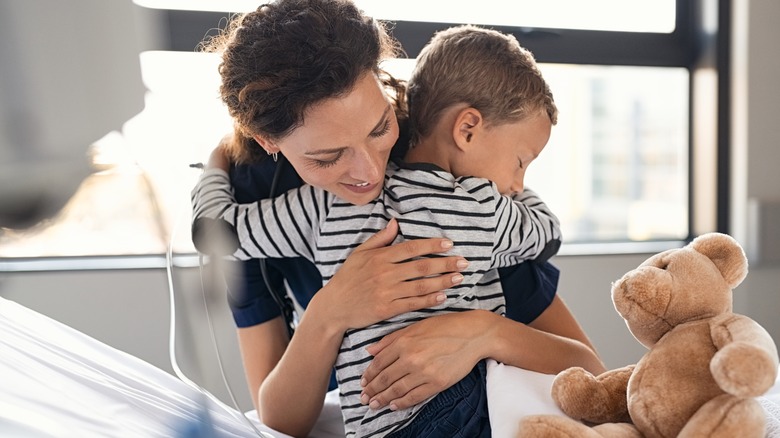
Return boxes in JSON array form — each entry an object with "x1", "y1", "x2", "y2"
[{"x1": 517, "y1": 232, "x2": 779, "y2": 438}]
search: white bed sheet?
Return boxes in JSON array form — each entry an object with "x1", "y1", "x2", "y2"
[
  {"x1": 2, "y1": 295, "x2": 778, "y2": 438},
  {"x1": 0, "y1": 296, "x2": 343, "y2": 438}
]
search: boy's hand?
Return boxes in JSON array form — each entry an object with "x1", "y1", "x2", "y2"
[{"x1": 206, "y1": 144, "x2": 231, "y2": 172}]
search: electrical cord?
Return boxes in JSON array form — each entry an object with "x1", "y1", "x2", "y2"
[
  {"x1": 166, "y1": 189, "x2": 271, "y2": 438},
  {"x1": 171, "y1": 156, "x2": 299, "y2": 436},
  {"x1": 260, "y1": 155, "x2": 298, "y2": 339},
  {"x1": 191, "y1": 157, "x2": 298, "y2": 338}
]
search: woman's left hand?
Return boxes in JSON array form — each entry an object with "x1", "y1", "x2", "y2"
[{"x1": 360, "y1": 310, "x2": 493, "y2": 411}]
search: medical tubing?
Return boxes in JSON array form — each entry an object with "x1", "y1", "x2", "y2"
[
  {"x1": 166, "y1": 186, "x2": 271, "y2": 438},
  {"x1": 261, "y1": 155, "x2": 297, "y2": 338}
]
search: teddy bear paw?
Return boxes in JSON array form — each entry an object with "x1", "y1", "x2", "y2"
[{"x1": 516, "y1": 415, "x2": 601, "y2": 438}]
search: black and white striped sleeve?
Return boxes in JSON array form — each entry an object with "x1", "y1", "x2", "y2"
[
  {"x1": 191, "y1": 168, "x2": 320, "y2": 261},
  {"x1": 491, "y1": 187, "x2": 562, "y2": 268}
]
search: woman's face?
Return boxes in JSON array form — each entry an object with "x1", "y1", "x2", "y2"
[{"x1": 270, "y1": 72, "x2": 399, "y2": 205}]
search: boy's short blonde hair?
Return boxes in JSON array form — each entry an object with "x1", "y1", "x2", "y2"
[{"x1": 407, "y1": 25, "x2": 558, "y2": 147}]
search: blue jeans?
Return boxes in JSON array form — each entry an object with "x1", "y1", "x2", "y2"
[{"x1": 387, "y1": 361, "x2": 491, "y2": 438}]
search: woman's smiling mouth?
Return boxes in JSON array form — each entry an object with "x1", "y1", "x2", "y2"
[{"x1": 343, "y1": 181, "x2": 378, "y2": 194}]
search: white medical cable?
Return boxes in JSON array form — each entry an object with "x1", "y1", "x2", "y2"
[{"x1": 165, "y1": 198, "x2": 272, "y2": 438}]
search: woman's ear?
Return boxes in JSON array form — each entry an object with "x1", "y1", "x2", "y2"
[
  {"x1": 252, "y1": 134, "x2": 281, "y2": 155},
  {"x1": 452, "y1": 107, "x2": 483, "y2": 152}
]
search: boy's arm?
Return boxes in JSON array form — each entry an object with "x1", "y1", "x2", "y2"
[
  {"x1": 191, "y1": 168, "x2": 319, "y2": 261},
  {"x1": 491, "y1": 187, "x2": 562, "y2": 267}
]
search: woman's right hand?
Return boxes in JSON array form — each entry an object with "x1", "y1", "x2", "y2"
[
  {"x1": 315, "y1": 218, "x2": 469, "y2": 331},
  {"x1": 264, "y1": 218, "x2": 467, "y2": 435}
]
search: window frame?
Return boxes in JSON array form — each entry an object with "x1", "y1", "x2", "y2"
[
  {"x1": 155, "y1": 0, "x2": 725, "y2": 242},
  {"x1": 1, "y1": 0, "x2": 727, "y2": 270}
]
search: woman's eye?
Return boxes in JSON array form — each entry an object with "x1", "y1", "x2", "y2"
[
  {"x1": 313, "y1": 157, "x2": 340, "y2": 168},
  {"x1": 314, "y1": 159, "x2": 337, "y2": 168},
  {"x1": 369, "y1": 119, "x2": 391, "y2": 138},
  {"x1": 310, "y1": 150, "x2": 344, "y2": 168}
]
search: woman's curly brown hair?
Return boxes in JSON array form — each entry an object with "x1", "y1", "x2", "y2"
[{"x1": 201, "y1": 0, "x2": 407, "y2": 164}]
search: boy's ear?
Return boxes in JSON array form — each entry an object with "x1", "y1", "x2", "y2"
[
  {"x1": 452, "y1": 107, "x2": 483, "y2": 152},
  {"x1": 252, "y1": 134, "x2": 281, "y2": 154}
]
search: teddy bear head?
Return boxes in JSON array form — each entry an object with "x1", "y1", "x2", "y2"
[{"x1": 611, "y1": 232, "x2": 749, "y2": 349}]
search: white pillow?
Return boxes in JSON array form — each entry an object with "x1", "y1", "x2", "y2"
[{"x1": 486, "y1": 359, "x2": 569, "y2": 438}]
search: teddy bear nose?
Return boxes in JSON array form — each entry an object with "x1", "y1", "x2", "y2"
[{"x1": 612, "y1": 269, "x2": 672, "y2": 325}]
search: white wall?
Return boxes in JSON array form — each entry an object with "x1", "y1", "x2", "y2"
[
  {"x1": 2, "y1": 0, "x2": 779, "y2": 413},
  {"x1": 728, "y1": 0, "x2": 780, "y2": 358}
]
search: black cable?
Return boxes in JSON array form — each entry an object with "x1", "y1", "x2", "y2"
[
  {"x1": 261, "y1": 155, "x2": 297, "y2": 339},
  {"x1": 190, "y1": 156, "x2": 297, "y2": 339}
]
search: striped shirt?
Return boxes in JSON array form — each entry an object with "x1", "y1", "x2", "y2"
[{"x1": 191, "y1": 161, "x2": 561, "y2": 438}]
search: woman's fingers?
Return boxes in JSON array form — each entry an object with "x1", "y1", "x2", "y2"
[
  {"x1": 362, "y1": 330, "x2": 400, "y2": 382},
  {"x1": 370, "y1": 249, "x2": 468, "y2": 293},
  {"x1": 394, "y1": 255, "x2": 469, "y2": 282},
  {"x1": 375, "y1": 262, "x2": 466, "y2": 316},
  {"x1": 361, "y1": 312, "x2": 487, "y2": 409},
  {"x1": 377, "y1": 384, "x2": 436, "y2": 412},
  {"x1": 355, "y1": 220, "x2": 454, "y2": 261},
  {"x1": 355, "y1": 218, "x2": 400, "y2": 251},
  {"x1": 382, "y1": 235, "x2": 455, "y2": 264},
  {"x1": 354, "y1": 220, "x2": 469, "y2": 286},
  {"x1": 325, "y1": 223, "x2": 470, "y2": 328},
  {"x1": 361, "y1": 354, "x2": 444, "y2": 411}
]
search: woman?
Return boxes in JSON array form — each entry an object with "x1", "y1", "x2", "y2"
[{"x1": 195, "y1": 0, "x2": 605, "y2": 436}]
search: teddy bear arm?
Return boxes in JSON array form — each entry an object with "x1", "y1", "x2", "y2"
[
  {"x1": 552, "y1": 365, "x2": 634, "y2": 424},
  {"x1": 710, "y1": 314, "x2": 779, "y2": 397}
]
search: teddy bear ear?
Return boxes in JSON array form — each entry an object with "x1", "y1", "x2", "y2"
[{"x1": 690, "y1": 232, "x2": 749, "y2": 288}]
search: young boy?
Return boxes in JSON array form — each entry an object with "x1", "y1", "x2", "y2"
[{"x1": 192, "y1": 24, "x2": 560, "y2": 438}]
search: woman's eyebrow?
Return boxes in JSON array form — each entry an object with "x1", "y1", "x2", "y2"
[
  {"x1": 367, "y1": 105, "x2": 392, "y2": 135},
  {"x1": 305, "y1": 146, "x2": 346, "y2": 156},
  {"x1": 304, "y1": 105, "x2": 392, "y2": 156}
]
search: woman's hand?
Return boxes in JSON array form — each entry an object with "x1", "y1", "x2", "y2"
[
  {"x1": 266, "y1": 218, "x2": 468, "y2": 436},
  {"x1": 316, "y1": 218, "x2": 469, "y2": 332},
  {"x1": 359, "y1": 310, "x2": 493, "y2": 411},
  {"x1": 359, "y1": 296, "x2": 606, "y2": 411}
]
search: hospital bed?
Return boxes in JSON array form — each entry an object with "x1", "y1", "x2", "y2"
[{"x1": 1, "y1": 295, "x2": 779, "y2": 438}]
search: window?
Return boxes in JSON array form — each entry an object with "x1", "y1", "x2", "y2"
[
  {"x1": 356, "y1": 0, "x2": 676, "y2": 33},
  {"x1": 0, "y1": 0, "x2": 717, "y2": 263}
]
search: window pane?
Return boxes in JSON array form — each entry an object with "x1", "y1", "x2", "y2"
[
  {"x1": 357, "y1": 0, "x2": 676, "y2": 33},
  {"x1": 533, "y1": 64, "x2": 690, "y2": 242},
  {"x1": 134, "y1": 0, "x2": 677, "y2": 33},
  {"x1": 383, "y1": 59, "x2": 690, "y2": 243}
]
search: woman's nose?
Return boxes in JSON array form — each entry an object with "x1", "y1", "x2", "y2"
[{"x1": 350, "y1": 147, "x2": 384, "y2": 182}]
